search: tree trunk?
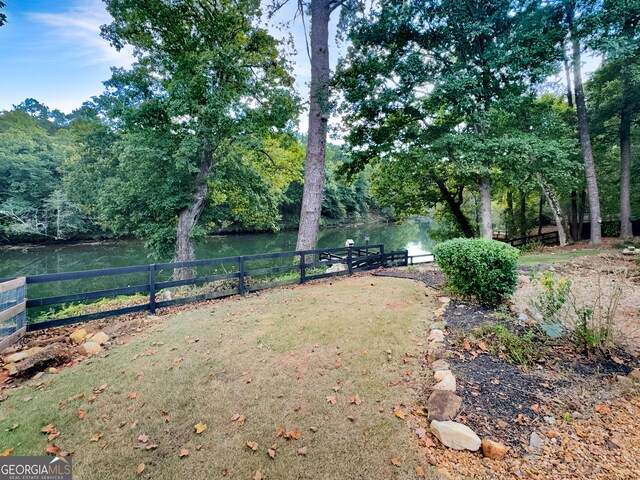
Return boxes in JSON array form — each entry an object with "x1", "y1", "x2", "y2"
[
  {"x1": 570, "y1": 190, "x2": 578, "y2": 241},
  {"x1": 563, "y1": 52, "x2": 574, "y2": 108},
  {"x1": 571, "y1": 34, "x2": 602, "y2": 244},
  {"x1": 538, "y1": 194, "x2": 544, "y2": 235},
  {"x1": 174, "y1": 142, "x2": 214, "y2": 280},
  {"x1": 518, "y1": 189, "x2": 527, "y2": 237},
  {"x1": 540, "y1": 179, "x2": 570, "y2": 246},
  {"x1": 619, "y1": 74, "x2": 633, "y2": 239},
  {"x1": 435, "y1": 179, "x2": 475, "y2": 238},
  {"x1": 578, "y1": 188, "x2": 586, "y2": 240},
  {"x1": 478, "y1": 176, "x2": 492, "y2": 239},
  {"x1": 506, "y1": 191, "x2": 514, "y2": 238},
  {"x1": 296, "y1": 0, "x2": 331, "y2": 252}
]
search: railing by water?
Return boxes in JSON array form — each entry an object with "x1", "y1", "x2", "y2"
[{"x1": 0, "y1": 244, "x2": 422, "y2": 337}]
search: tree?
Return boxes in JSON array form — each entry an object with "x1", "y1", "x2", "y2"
[
  {"x1": 0, "y1": 1, "x2": 7, "y2": 27},
  {"x1": 336, "y1": 0, "x2": 564, "y2": 239},
  {"x1": 100, "y1": 0, "x2": 299, "y2": 278}
]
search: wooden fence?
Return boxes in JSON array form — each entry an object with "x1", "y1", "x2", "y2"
[
  {"x1": 0, "y1": 277, "x2": 27, "y2": 351},
  {"x1": 498, "y1": 231, "x2": 560, "y2": 248},
  {"x1": 0, "y1": 244, "x2": 414, "y2": 335}
]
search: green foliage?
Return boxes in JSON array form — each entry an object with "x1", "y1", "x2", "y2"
[
  {"x1": 473, "y1": 323, "x2": 539, "y2": 366},
  {"x1": 434, "y1": 238, "x2": 519, "y2": 304},
  {"x1": 530, "y1": 270, "x2": 572, "y2": 323}
]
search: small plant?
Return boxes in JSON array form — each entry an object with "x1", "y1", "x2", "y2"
[
  {"x1": 530, "y1": 270, "x2": 572, "y2": 324},
  {"x1": 519, "y1": 240, "x2": 544, "y2": 254},
  {"x1": 473, "y1": 323, "x2": 539, "y2": 366},
  {"x1": 434, "y1": 238, "x2": 519, "y2": 304}
]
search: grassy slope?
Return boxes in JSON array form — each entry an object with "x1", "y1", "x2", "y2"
[
  {"x1": 0, "y1": 276, "x2": 436, "y2": 480},
  {"x1": 518, "y1": 249, "x2": 614, "y2": 266}
]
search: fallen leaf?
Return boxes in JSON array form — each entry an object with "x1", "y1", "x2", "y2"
[
  {"x1": 1, "y1": 448, "x2": 13, "y2": 456},
  {"x1": 138, "y1": 433, "x2": 149, "y2": 443},
  {"x1": 326, "y1": 396, "x2": 337, "y2": 405},
  {"x1": 335, "y1": 362, "x2": 341, "y2": 369},
  {"x1": 254, "y1": 471, "x2": 263, "y2": 480},
  {"x1": 346, "y1": 415, "x2": 355, "y2": 422},
  {"x1": 41, "y1": 424, "x2": 56, "y2": 434},
  {"x1": 267, "y1": 448, "x2": 276, "y2": 459},
  {"x1": 415, "y1": 427, "x2": 426, "y2": 439},
  {"x1": 87, "y1": 395, "x2": 97, "y2": 403},
  {"x1": 285, "y1": 428, "x2": 301, "y2": 440},
  {"x1": 421, "y1": 437, "x2": 435, "y2": 448},
  {"x1": 477, "y1": 341, "x2": 488, "y2": 352},
  {"x1": 276, "y1": 427, "x2": 285, "y2": 437},
  {"x1": 348, "y1": 395, "x2": 362, "y2": 406},
  {"x1": 8, "y1": 424, "x2": 19, "y2": 431},
  {"x1": 297, "y1": 446, "x2": 308, "y2": 455},
  {"x1": 463, "y1": 341, "x2": 471, "y2": 351},
  {"x1": 309, "y1": 426, "x2": 318, "y2": 432},
  {"x1": 230, "y1": 413, "x2": 241, "y2": 421},
  {"x1": 179, "y1": 448, "x2": 189, "y2": 458},
  {"x1": 136, "y1": 463, "x2": 145, "y2": 475},
  {"x1": 391, "y1": 457, "x2": 401, "y2": 467},
  {"x1": 45, "y1": 444, "x2": 61, "y2": 455},
  {"x1": 246, "y1": 441, "x2": 259, "y2": 451},
  {"x1": 394, "y1": 408, "x2": 405, "y2": 420},
  {"x1": 89, "y1": 433, "x2": 103, "y2": 442},
  {"x1": 145, "y1": 444, "x2": 159, "y2": 450},
  {"x1": 332, "y1": 385, "x2": 340, "y2": 392},
  {"x1": 78, "y1": 410, "x2": 86, "y2": 420},
  {"x1": 194, "y1": 422, "x2": 207, "y2": 434},
  {"x1": 48, "y1": 430, "x2": 61, "y2": 441},
  {"x1": 128, "y1": 392, "x2": 137, "y2": 400},
  {"x1": 413, "y1": 409, "x2": 427, "y2": 417},
  {"x1": 416, "y1": 466, "x2": 425, "y2": 477},
  {"x1": 236, "y1": 415, "x2": 246, "y2": 427}
]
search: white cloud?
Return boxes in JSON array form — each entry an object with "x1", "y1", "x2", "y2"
[{"x1": 28, "y1": 0, "x2": 133, "y2": 67}]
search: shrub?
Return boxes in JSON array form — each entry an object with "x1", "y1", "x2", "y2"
[
  {"x1": 473, "y1": 323, "x2": 539, "y2": 366},
  {"x1": 434, "y1": 238, "x2": 519, "y2": 304}
]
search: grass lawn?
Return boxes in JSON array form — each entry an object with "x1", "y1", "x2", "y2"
[
  {"x1": 518, "y1": 248, "x2": 614, "y2": 266},
  {"x1": 0, "y1": 276, "x2": 437, "y2": 480}
]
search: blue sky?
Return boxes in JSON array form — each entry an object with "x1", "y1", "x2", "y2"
[{"x1": 0, "y1": 0, "x2": 340, "y2": 130}]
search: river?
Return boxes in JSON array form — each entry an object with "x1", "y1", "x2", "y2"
[{"x1": 0, "y1": 219, "x2": 435, "y2": 280}]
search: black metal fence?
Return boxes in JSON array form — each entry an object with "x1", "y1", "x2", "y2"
[{"x1": 1, "y1": 244, "x2": 415, "y2": 333}]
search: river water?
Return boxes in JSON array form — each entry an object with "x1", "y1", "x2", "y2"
[{"x1": 0, "y1": 219, "x2": 434, "y2": 280}]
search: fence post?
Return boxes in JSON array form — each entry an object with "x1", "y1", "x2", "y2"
[
  {"x1": 149, "y1": 266, "x2": 156, "y2": 315},
  {"x1": 380, "y1": 245, "x2": 386, "y2": 267},
  {"x1": 238, "y1": 256, "x2": 246, "y2": 295},
  {"x1": 300, "y1": 253, "x2": 306, "y2": 284},
  {"x1": 404, "y1": 250, "x2": 409, "y2": 266},
  {"x1": 347, "y1": 247, "x2": 353, "y2": 275}
]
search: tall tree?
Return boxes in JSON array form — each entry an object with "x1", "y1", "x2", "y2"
[
  {"x1": 0, "y1": 1, "x2": 7, "y2": 27},
  {"x1": 564, "y1": 0, "x2": 604, "y2": 244},
  {"x1": 100, "y1": 0, "x2": 299, "y2": 278},
  {"x1": 336, "y1": 0, "x2": 563, "y2": 239}
]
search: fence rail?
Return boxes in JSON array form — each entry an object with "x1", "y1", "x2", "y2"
[
  {"x1": 0, "y1": 277, "x2": 26, "y2": 350},
  {"x1": 498, "y1": 231, "x2": 560, "y2": 248},
  {"x1": 0, "y1": 244, "x2": 420, "y2": 334}
]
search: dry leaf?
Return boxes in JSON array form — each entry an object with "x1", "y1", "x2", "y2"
[
  {"x1": 145, "y1": 444, "x2": 159, "y2": 450},
  {"x1": 348, "y1": 395, "x2": 362, "y2": 406},
  {"x1": 285, "y1": 428, "x2": 301, "y2": 440},
  {"x1": 1, "y1": 448, "x2": 13, "y2": 456},
  {"x1": 267, "y1": 448, "x2": 276, "y2": 459},
  {"x1": 477, "y1": 341, "x2": 488, "y2": 352},
  {"x1": 416, "y1": 466, "x2": 425, "y2": 477},
  {"x1": 45, "y1": 444, "x2": 61, "y2": 455},
  {"x1": 136, "y1": 463, "x2": 145, "y2": 475},
  {"x1": 230, "y1": 413, "x2": 241, "y2": 421},
  {"x1": 276, "y1": 427, "x2": 285, "y2": 437},
  {"x1": 194, "y1": 422, "x2": 207, "y2": 434},
  {"x1": 87, "y1": 395, "x2": 97, "y2": 403},
  {"x1": 89, "y1": 433, "x2": 103, "y2": 442},
  {"x1": 254, "y1": 471, "x2": 263, "y2": 480},
  {"x1": 393, "y1": 408, "x2": 405, "y2": 419},
  {"x1": 137, "y1": 433, "x2": 149, "y2": 443},
  {"x1": 41, "y1": 424, "x2": 55, "y2": 434},
  {"x1": 78, "y1": 409, "x2": 86, "y2": 420},
  {"x1": 463, "y1": 341, "x2": 471, "y2": 351},
  {"x1": 309, "y1": 426, "x2": 318, "y2": 432},
  {"x1": 128, "y1": 392, "x2": 137, "y2": 400},
  {"x1": 391, "y1": 457, "x2": 401, "y2": 467},
  {"x1": 236, "y1": 415, "x2": 246, "y2": 427},
  {"x1": 48, "y1": 430, "x2": 61, "y2": 441},
  {"x1": 326, "y1": 396, "x2": 337, "y2": 405},
  {"x1": 413, "y1": 409, "x2": 427, "y2": 417},
  {"x1": 246, "y1": 441, "x2": 259, "y2": 451},
  {"x1": 179, "y1": 448, "x2": 189, "y2": 458},
  {"x1": 297, "y1": 446, "x2": 308, "y2": 455}
]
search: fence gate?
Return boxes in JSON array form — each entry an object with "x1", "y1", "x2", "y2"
[{"x1": 0, "y1": 277, "x2": 26, "y2": 351}]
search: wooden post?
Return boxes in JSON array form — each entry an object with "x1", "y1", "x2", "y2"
[
  {"x1": 238, "y1": 257, "x2": 246, "y2": 295},
  {"x1": 380, "y1": 245, "x2": 386, "y2": 267},
  {"x1": 300, "y1": 254, "x2": 306, "y2": 284},
  {"x1": 149, "y1": 266, "x2": 156, "y2": 314},
  {"x1": 347, "y1": 247, "x2": 353, "y2": 275}
]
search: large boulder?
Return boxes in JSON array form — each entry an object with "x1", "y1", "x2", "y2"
[
  {"x1": 77, "y1": 342, "x2": 102, "y2": 356},
  {"x1": 3, "y1": 351, "x2": 30, "y2": 364},
  {"x1": 426, "y1": 391, "x2": 462, "y2": 421},
  {"x1": 86, "y1": 332, "x2": 109, "y2": 345},
  {"x1": 8, "y1": 343, "x2": 71, "y2": 377},
  {"x1": 432, "y1": 373, "x2": 456, "y2": 392},
  {"x1": 430, "y1": 420, "x2": 481, "y2": 451}
]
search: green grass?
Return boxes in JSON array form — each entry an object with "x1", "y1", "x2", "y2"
[
  {"x1": 518, "y1": 249, "x2": 614, "y2": 266},
  {"x1": 1, "y1": 276, "x2": 440, "y2": 480}
]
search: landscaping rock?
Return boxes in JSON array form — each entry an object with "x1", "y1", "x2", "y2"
[
  {"x1": 431, "y1": 360, "x2": 450, "y2": 372},
  {"x1": 439, "y1": 297, "x2": 451, "y2": 304},
  {"x1": 434, "y1": 369, "x2": 453, "y2": 382},
  {"x1": 70, "y1": 328, "x2": 87, "y2": 345},
  {"x1": 629, "y1": 369, "x2": 640, "y2": 382},
  {"x1": 87, "y1": 332, "x2": 110, "y2": 345},
  {"x1": 3, "y1": 351, "x2": 30, "y2": 364},
  {"x1": 481, "y1": 438, "x2": 507, "y2": 460},
  {"x1": 77, "y1": 342, "x2": 102, "y2": 356},
  {"x1": 529, "y1": 431, "x2": 543, "y2": 449},
  {"x1": 9, "y1": 343, "x2": 71, "y2": 377},
  {"x1": 433, "y1": 373, "x2": 456, "y2": 392},
  {"x1": 543, "y1": 416, "x2": 557, "y2": 426},
  {"x1": 428, "y1": 329, "x2": 445, "y2": 342},
  {"x1": 430, "y1": 420, "x2": 481, "y2": 451},
  {"x1": 426, "y1": 391, "x2": 462, "y2": 421}
]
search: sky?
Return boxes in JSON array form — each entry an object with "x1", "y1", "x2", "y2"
[{"x1": 0, "y1": 0, "x2": 345, "y2": 133}]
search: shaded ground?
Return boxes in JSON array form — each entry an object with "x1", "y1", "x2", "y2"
[{"x1": 0, "y1": 276, "x2": 442, "y2": 480}]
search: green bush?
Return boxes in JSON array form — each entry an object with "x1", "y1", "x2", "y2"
[{"x1": 434, "y1": 238, "x2": 519, "y2": 304}]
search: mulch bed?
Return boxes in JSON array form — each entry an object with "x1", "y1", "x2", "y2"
[
  {"x1": 441, "y1": 300, "x2": 640, "y2": 452},
  {"x1": 373, "y1": 266, "x2": 446, "y2": 288}
]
